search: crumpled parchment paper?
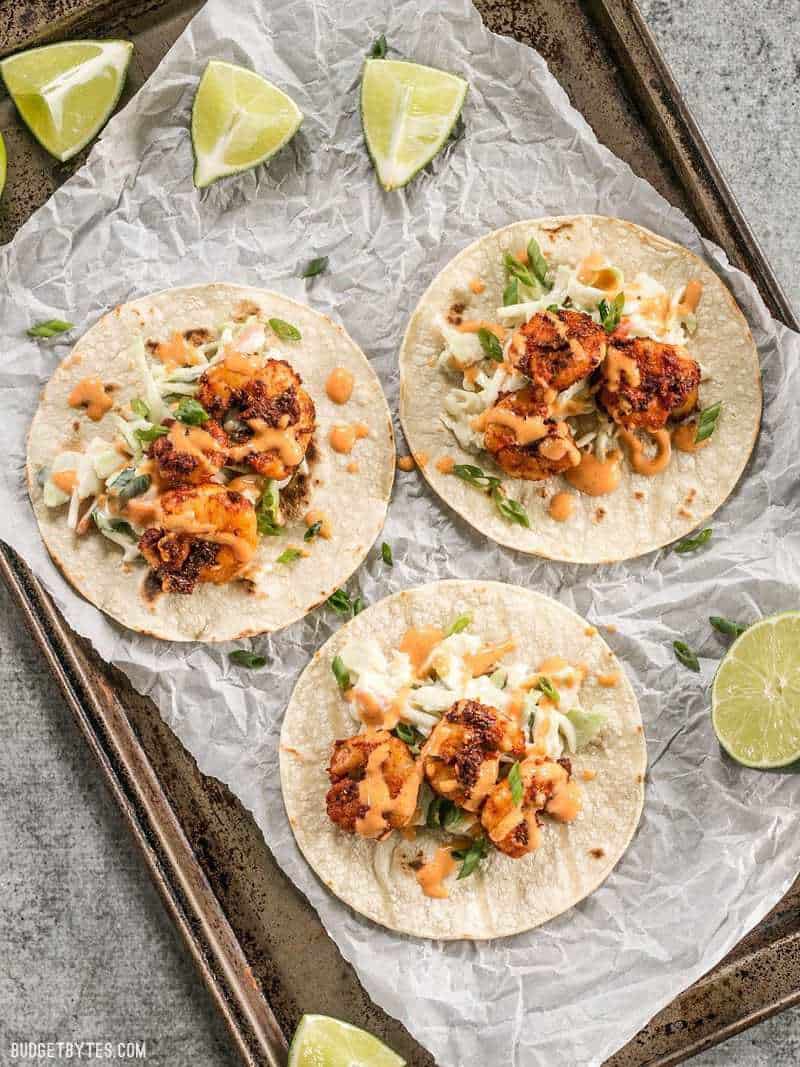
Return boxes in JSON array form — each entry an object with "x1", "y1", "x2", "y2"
[{"x1": 1, "y1": 1, "x2": 799, "y2": 1064}]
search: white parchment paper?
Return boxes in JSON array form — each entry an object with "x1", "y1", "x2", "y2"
[{"x1": 2, "y1": 1, "x2": 799, "y2": 1063}]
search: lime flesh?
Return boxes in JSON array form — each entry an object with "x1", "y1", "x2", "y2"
[
  {"x1": 191, "y1": 60, "x2": 303, "y2": 188},
  {"x1": 288, "y1": 1015, "x2": 405, "y2": 1067},
  {"x1": 361, "y1": 58, "x2": 467, "y2": 190},
  {"x1": 712, "y1": 611, "x2": 800, "y2": 768},
  {"x1": 0, "y1": 132, "x2": 5, "y2": 199},
  {"x1": 0, "y1": 40, "x2": 133, "y2": 162}
]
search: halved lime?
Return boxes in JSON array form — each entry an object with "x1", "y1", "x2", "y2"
[
  {"x1": 191, "y1": 60, "x2": 303, "y2": 188},
  {"x1": 0, "y1": 132, "x2": 6, "y2": 199},
  {"x1": 712, "y1": 611, "x2": 800, "y2": 768},
  {"x1": 288, "y1": 1015, "x2": 405, "y2": 1067},
  {"x1": 0, "y1": 40, "x2": 133, "y2": 162},
  {"x1": 361, "y1": 58, "x2": 468, "y2": 191}
]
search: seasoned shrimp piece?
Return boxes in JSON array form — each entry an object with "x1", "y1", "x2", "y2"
[
  {"x1": 481, "y1": 756, "x2": 581, "y2": 858},
  {"x1": 198, "y1": 357, "x2": 316, "y2": 480},
  {"x1": 197, "y1": 353, "x2": 259, "y2": 419},
  {"x1": 326, "y1": 731, "x2": 420, "y2": 837},
  {"x1": 138, "y1": 484, "x2": 257, "y2": 594},
  {"x1": 482, "y1": 387, "x2": 581, "y2": 481},
  {"x1": 422, "y1": 700, "x2": 525, "y2": 812},
  {"x1": 148, "y1": 419, "x2": 228, "y2": 486},
  {"x1": 597, "y1": 337, "x2": 701, "y2": 430},
  {"x1": 512, "y1": 309, "x2": 606, "y2": 392}
]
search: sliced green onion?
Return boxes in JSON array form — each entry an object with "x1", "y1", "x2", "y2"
[
  {"x1": 328, "y1": 589, "x2": 354, "y2": 615},
  {"x1": 174, "y1": 397, "x2": 209, "y2": 425},
  {"x1": 537, "y1": 675, "x2": 560, "y2": 705},
  {"x1": 368, "y1": 33, "x2": 388, "y2": 58},
  {"x1": 477, "y1": 328, "x2": 503, "y2": 362},
  {"x1": 695, "y1": 401, "x2": 722, "y2": 443},
  {"x1": 301, "y1": 256, "x2": 329, "y2": 279},
  {"x1": 276, "y1": 547, "x2": 302, "y2": 564},
  {"x1": 710, "y1": 616, "x2": 748, "y2": 637},
  {"x1": 27, "y1": 319, "x2": 74, "y2": 338},
  {"x1": 598, "y1": 292, "x2": 625, "y2": 333},
  {"x1": 492, "y1": 487, "x2": 530, "y2": 528},
  {"x1": 674, "y1": 528, "x2": 712, "y2": 554},
  {"x1": 502, "y1": 278, "x2": 519, "y2": 307},
  {"x1": 445, "y1": 613, "x2": 471, "y2": 636},
  {"x1": 526, "y1": 237, "x2": 549, "y2": 287},
  {"x1": 452, "y1": 463, "x2": 501, "y2": 491},
  {"x1": 257, "y1": 480, "x2": 281, "y2": 536},
  {"x1": 304, "y1": 521, "x2": 322, "y2": 542},
  {"x1": 229, "y1": 650, "x2": 267, "y2": 669},
  {"x1": 453, "y1": 835, "x2": 489, "y2": 880},
  {"x1": 331, "y1": 655, "x2": 351, "y2": 690},
  {"x1": 269, "y1": 318, "x2": 301, "y2": 341},
  {"x1": 130, "y1": 397, "x2": 150, "y2": 419},
  {"x1": 673, "y1": 640, "x2": 700, "y2": 672},
  {"x1": 135, "y1": 424, "x2": 169, "y2": 445},
  {"x1": 381, "y1": 541, "x2": 393, "y2": 566},
  {"x1": 507, "y1": 761, "x2": 523, "y2": 805}
]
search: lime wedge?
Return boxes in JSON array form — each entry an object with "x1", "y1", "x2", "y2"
[
  {"x1": 191, "y1": 60, "x2": 303, "y2": 188},
  {"x1": 0, "y1": 132, "x2": 6, "y2": 199},
  {"x1": 288, "y1": 1015, "x2": 405, "y2": 1067},
  {"x1": 0, "y1": 40, "x2": 133, "y2": 162},
  {"x1": 361, "y1": 58, "x2": 468, "y2": 190},
  {"x1": 712, "y1": 611, "x2": 800, "y2": 768}
]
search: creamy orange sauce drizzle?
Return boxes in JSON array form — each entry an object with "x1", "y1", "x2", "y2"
[
  {"x1": 604, "y1": 348, "x2": 641, "y2": 390},
  {"x1": 678, "y1": 279, "x2": 703, "y2": 315},
  {"x1": 584, "y1": 626, "x2": 597, "y2": 637},
  {"x1": 52, "y1": 469, "x2": 77, "y2": 493},
  {"x1": 565, "y1": 449, "x2": 622, "y2": 497},
  {"x1": 415, "y1": 451, "x2": 429, "y2": 468},
  {"x1": 355, "y1": 740, "x2": 420, "y2": 838},
  {"x1": 539, "y1": 435, "x2": 581, "y2": 465},
  {"x1": 397, "y1": 455, "x2": 415, "y2": 471},
  {"x1": 577, "y1": 253, "x2": 620, "y2": 293},
  {"x1": 304, "y1": 509, "x2": 332, "y2": 539},
  {"x1": 537, "y1": 655, "x2": 568, "y2": 675},
  {"x1": 168, "y1": 423, "x2": 221, "y2": 477},
  {"x1": 582, "y1": 769, "x2": 597, "y2": 782},
  {"x1": 416, "y1": 847, "x2": 457, "y2": 898},
  {"x1": 547, "y1": 778, "x2": 582, "y2": 821},
  {"x1": 469, "y1": 278, "x2": 486, "y2": 294},
  {"x1": 325, "y1": 367, "x2": 354, "y2": 405},
  {"x1": 473, "y1": 406, "x2": 547, "y2": 445},
  {"x1": 227, "y1": 474, "x2": 263, "y2": 498},
  {"x1": 672, "y1": 421, "x2": 707, "y2": 454},
  {"x1": 346, "y1": 460, "x2": 360, "y2": 474},
  {"x1": 456, "y1": 319, "x2": 507, "y2": 342},
  {"x1": 620, "y1": 428, "x2": 672, "y2": 476},
  {"x1": 229, "y1": 420, "x2": 304, "y2": 466},
  {"x1": 68, "y1": 378, "x2": 112, "y2": 421},
  {"x1": 465, "y1": 639, "x2": 517, "y2": 678},
  {"x1": 154, "y1": 331, "x2": 202, "y2": 370},
  {"x1": 346, "y1": 688, "x2": 407, "y2": 731},
  {"x1": 123, "y1": 494, "x2": 163, "y2": 526},
  {"x1": 329, "y1": 422, "x2": 368, "y2": 455},
  {"x1": 436, "y1": 456, "x2": 455, "y2": 474},
  {"x1": 221, "y1": 351, "x2": 257, "y2": 375},
  {"x1": 400, "y1": 626, "x2": 444, "y2": 675},
  {"x1": 597, "y1": 672, "x2": 620, "y2": 688}
]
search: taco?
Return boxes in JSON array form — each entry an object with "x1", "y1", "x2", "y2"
[
  {"x1": 399, "y1": 216, "x2": 762, "y2": 562},
  {"x1": 280, "y1": 580, "x2": 646, "y2": 939},
  {"x1": 27, "y1": 284, "x2": 394, "y2": 641}
]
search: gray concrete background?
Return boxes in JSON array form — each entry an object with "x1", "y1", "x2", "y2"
[{"x1": 0, "y1": 2, "x2": 797, "y2": 1065}]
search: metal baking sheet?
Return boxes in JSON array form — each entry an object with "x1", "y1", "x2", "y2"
[{"x1": 1, "y1": 2, "x2": 798, "y2": 1065}]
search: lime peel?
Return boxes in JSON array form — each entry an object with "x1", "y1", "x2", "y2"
[
  {"x1": 712, "y1": 610, "x2": 800, "y2": 769},
  {"x1": 191, "y1": 60, "x2": 303, "y2": 188},
  {"x1": 288, "y1": 1014, "x2": 405, "y2": 1067}
]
